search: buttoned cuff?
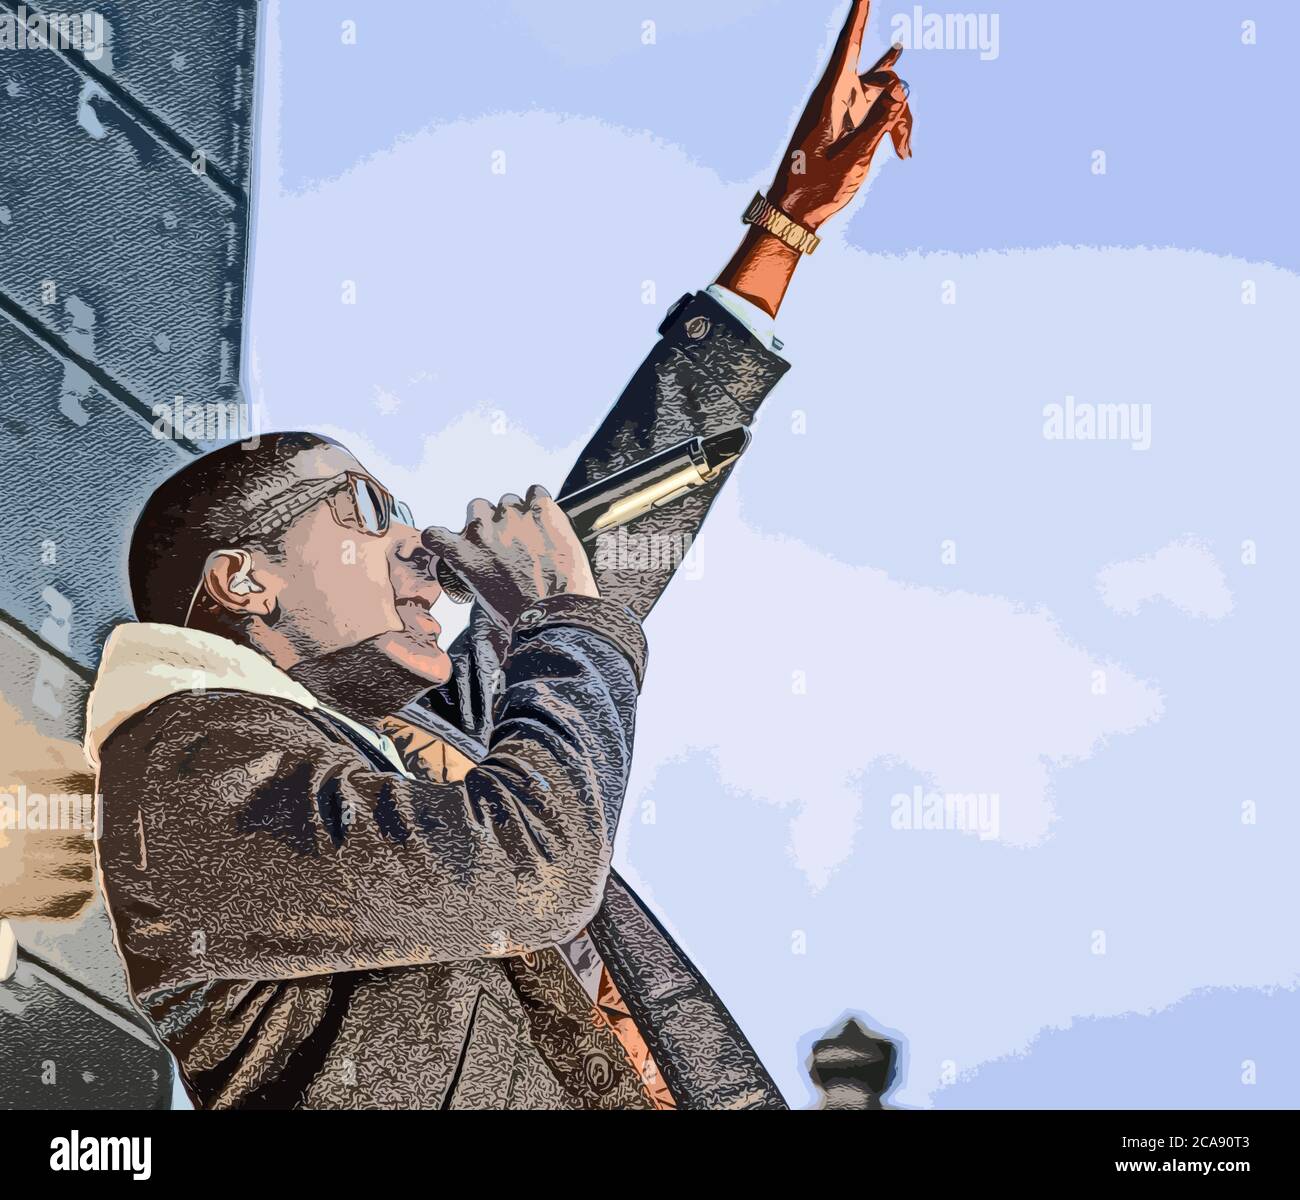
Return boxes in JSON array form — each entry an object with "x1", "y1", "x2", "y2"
[
  {"x1": 657, "y1": 290, "x2": 791, "y2": 412},
  {"x1": 511, "y1": 593, "x2": 649, "y2": 691}
]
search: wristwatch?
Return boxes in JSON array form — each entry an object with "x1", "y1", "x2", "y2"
[{"x1": 742, "y1": 192, "x2": 820, "y2": 256}]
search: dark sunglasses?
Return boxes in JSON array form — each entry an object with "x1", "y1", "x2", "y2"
[
  {"x1": 182, "y1": 471, "x2": 415, "y2": 627},
  {"x1": 244, "y1": 470, "x2": 414, "y2": 541}
]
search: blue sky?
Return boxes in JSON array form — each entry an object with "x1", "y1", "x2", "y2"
[{"x1": 276, "y1": 0, "x2": 1300, "y2": 271}]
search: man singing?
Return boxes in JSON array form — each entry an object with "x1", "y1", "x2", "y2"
[{"x1": 89, "y1": 1, "x2": 911, "y2": 1109}]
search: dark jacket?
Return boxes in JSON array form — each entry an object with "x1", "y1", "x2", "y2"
[{"x1": 90, "y1": 291, "x2": 792, "y2": 1109}]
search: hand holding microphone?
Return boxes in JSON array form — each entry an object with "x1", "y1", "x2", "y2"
[
  {"x1": 425, "y1": 427, "x2": 750, "y2": 608},
  {"x1": 419, "y1": 484, "x2": 599, "y2": 630}
]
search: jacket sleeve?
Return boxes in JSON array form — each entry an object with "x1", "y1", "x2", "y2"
[
  {"x1": 95, "y1": 594, "x2": 646, "y2": 994},
  {"x1": 420, "y1": 289, "x2": 791, "y2": 744},
  {"x1": 558, "y1": 289, "x2": 792, "y2": 619}
]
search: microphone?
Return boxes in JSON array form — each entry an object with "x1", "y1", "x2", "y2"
[{"x1": 433, "y1": 426, "x2": 751, "y2": 604}]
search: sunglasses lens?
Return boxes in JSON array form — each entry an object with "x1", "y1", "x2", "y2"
[
  {"x1": 393, "y1": 499, "x2": 414, "y2": 526},
  {"x1": 352, "y1": 477, "x2": 389, "y2": 534}
]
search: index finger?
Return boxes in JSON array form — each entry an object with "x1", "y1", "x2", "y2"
[{"x1": 826, "y1": 0, "x2": 871, "y2": 83}]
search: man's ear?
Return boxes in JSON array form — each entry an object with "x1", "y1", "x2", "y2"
[{"x1": 200, "y1": 549, "x2": 276, "y2": 617}]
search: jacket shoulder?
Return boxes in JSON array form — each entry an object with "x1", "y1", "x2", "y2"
[{"x1": 98, "y1": 689, "x2": 326, "y2": 772}]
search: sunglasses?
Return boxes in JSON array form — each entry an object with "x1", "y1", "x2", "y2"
[
  {"x1": 243, "y1": 470, "x2": 414, "y2": 541},
  {"x1": 182, "y1": 471, "x2": 415, "y2": 627}
]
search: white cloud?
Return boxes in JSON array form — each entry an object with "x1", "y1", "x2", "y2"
[{"x1": 1097, "y1": 536, "x2": 1233, "y2": 621}]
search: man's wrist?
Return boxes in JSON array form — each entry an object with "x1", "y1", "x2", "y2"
[
  {"x1": 743, "y1": 222, "x2": 803, "y2": 265},
  {"x1": 743, "y1": 191, "x2": 821, "y2": 254},
  {"x1": 714, "y1": 226, "x2": 800, "y2": 320}
]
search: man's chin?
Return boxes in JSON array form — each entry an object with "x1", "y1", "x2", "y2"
[
  {"x1": 373, "y1": 633, "x2": 454, "y2": 688},
  {"x1": 423, "y1": 645, "x2": 455, "y2": 686}
]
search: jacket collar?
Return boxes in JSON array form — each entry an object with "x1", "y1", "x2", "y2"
[{"x1": 84, "y1": 622, "x2": 412, "y2": 777}]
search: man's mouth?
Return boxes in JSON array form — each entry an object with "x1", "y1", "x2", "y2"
[{"x1": 397, "y1": 596, "x2": 442, "y2": 637}]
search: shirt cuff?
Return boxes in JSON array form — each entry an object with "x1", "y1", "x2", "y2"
[{"x1": 705, "y1": 283, "x2": 784, "y2": 354}]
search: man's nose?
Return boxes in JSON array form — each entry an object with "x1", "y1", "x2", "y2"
[{"x1": 389, "y1": 525, "x2": 434, "y2": 578}]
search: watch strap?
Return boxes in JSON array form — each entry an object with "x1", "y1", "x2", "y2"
[{"x1": 742, "y1": 192, "x2": 821, "y2": 255}]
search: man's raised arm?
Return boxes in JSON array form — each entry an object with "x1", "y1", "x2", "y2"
[{"x1": 561, "y1": 0, "x2": 912, "y2": 619}]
